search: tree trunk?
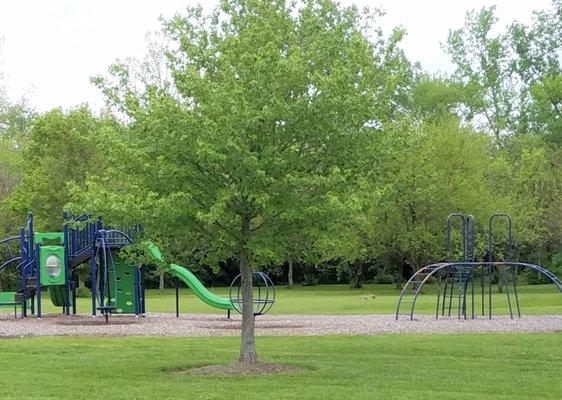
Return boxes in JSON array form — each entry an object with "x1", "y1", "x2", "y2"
[
  {"x1": 159, "y1": 271, "x2": 165, "y2": 291},
  {"x1": 287, "y1": 258, "x2": 294, "y2": 289},
  {"x1": 353, "y1": 259, "x2": 364, "y2": 289},
  {"x1": 395, "y1": 263, "x2": 403, "y2": 290},
  {"x1": 239, "y1": 213, "x2": 258, "y2": 363},
  {"x1": 78, "y1": 271, "x2": 86, "y2": 288}
]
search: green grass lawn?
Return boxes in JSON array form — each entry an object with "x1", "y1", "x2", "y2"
[
  {"x1": 0, "y1": 334, "x2": 560, "y2": 400},
  {"x1": 9, "y1": 283, "x2": 560, "y2": 316}
]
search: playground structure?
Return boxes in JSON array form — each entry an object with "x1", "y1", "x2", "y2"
[
  {"x1": 0, "y1": 213, "x2": 275, "y2": 320},
  {"x1": 396, "y1": 212, "x2": 562, "y2": 320}
]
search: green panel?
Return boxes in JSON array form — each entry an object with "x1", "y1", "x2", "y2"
[
  {"x1": 34, "y1": 232, "x2": 64, "y2": 245},
  {"x1": 108, "y1": 252, "x2": 136, "y2": 314},
  {"x1": 39, "y1": 245, "x2": 66, "y2": 286},
  {"x1": 0, "y1": 291, "x2": 17, "y2": 307}
]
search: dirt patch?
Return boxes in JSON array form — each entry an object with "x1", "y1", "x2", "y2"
[
  {"x1": 175, "y1": 362, "x2": 303, "y2": 376},
  {"x1": 202, "y1": 323, "x2": 303, "y2": 330},
  {"x1": 57, "y1": 318, "x2": 139, "y2": 326}
]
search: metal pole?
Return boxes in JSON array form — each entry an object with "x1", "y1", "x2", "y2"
[
  {"x1": 488, "y1": 264, "x2": 492, "y2": 319},
  {"x1": 441, "y1": 280, "x2": 448, "y2": 317},
  {"x1": 175, "y1": 279, "x2": 179, "y2": 318},
  {"x1": 457, "y1": 269, "x2": 462, "y2": 319},
  {"x1": 134, "y1": 267, "x2": 139, "y2": 316},
  {"x1": 63, "y1": 213, "x2": 70, "y2": 316},
  {"x1": 481, "y1": 264, "x2": 485, "y2": 316},
  {"x1": 501, "y1": 266, "x2": 514, "y2": 318},
  {"x1": 490, "y1": 212, "x2": 518, "y2": 319},
  {"x1": 91, "y1": 245, "x2": 97, "y2": 317},
  {"x1": 506, "y1": 220, "x2": 521, "y2": 317},
  {"x1": 36, "y1": 245, "x2": 42, "y2": 319},
  {"x1": 446, "y1": 213, "x2": 466, "y2": 318},
  {"x1": 435, "y1": 270, "x2": 442, "y2": 319},
  {"x1": 488, "y1": 216, "x2": 493, "y2": 319},
  {"x1": 141, "y1": 268, "x2": 146, "y2": 316},
  {"x1": 512, "y1": 266, "x2": 521, "y2": 317},
  {"x1": 470, "y1": 268, "x2": 474, "y2": 319},
  {"x1": 448, "y1": 276, "x2": 455, "y2": 317},
  {"x1": 467, "y1": 215, "x2": 475, "y2": 319},
  {"x1": 72, "y1": 287, "x2": 76, "y2": 314}
]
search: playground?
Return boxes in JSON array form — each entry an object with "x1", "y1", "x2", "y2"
[
  {"x1": 0, "y1": 212, "x2": 560, "y2": 399},
  {"x1": 0, "y1": 212, "x2": 560, "y2": 324}
]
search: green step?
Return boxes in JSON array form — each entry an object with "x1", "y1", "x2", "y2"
[{"x1": 0, "y1": 291, "x2": 18, "y2": 307}]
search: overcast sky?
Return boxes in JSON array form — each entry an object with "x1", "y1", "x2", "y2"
[{"x1": 0, "y1": 0, "x2": 552, "y2": 112}]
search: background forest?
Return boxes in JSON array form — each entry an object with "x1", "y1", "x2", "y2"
[{"x1": 1, "y1": 1, "x2": 561, "y2": 290}]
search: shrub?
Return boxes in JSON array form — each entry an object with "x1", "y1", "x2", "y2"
[
  {"x1": 75, "y1": 287, "x2": 92, "y2": 298},
  {"x1": 373, "y1": 273, "x2": 395, "y2": 284}
]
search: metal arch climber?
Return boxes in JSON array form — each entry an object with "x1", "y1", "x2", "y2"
[
  {"x1": 396, "y1": 261, "x2": 562, "y2": 320},
  {"x1": 396, "y1": 212, "x2": 562, "y2": 321}
]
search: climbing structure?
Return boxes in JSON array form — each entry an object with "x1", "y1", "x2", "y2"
[
  {"x1": 66, "y1": 214, "x2": 145, "y2": 321},
  {"x1": 0, "y1": 212, "x2": 144, "y2": 320},
  {"x1": 396, "y1": 213, "x2": 562, "y2": 320}
]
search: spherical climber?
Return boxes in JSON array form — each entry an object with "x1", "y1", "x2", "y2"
[{"x1": 229, "y1": 271, "x2": 276, "y2": 316}]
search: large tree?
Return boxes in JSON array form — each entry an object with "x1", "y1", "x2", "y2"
[
  {"x1": 79, "y1": 0, "x2": 396, "y2": 363},
  {"x1": 6, "y1": 107, "x2": 109, "y2": 229},
  {"x1": 509, "y1": 0, "x2": 562, "y2": 143},
  {"x1": 0, "y1": 50, "x2": 35, "y2": 235},
  {"x1": 445, "y1": 7, "x2": 517, "y2": 140}
]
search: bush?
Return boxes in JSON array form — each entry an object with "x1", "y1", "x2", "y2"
[
  {"x1": 524, "y1": 252, "x2": 562, "y2": 284},
  {"x1": 373, "y1": 273, "x2": 395, "y2": 284},
  {"x1": 549, "y1": 253, "x2": 562, "y2": 280},
  {"x1": 75, "y1": 287, "x2": 92, "y2": 298}
]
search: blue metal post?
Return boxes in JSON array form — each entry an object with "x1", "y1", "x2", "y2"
[
  {"x1": 63, "y1": 212, "x2": 71, "y2": 315},
  {"x1": 36, "y1": 244, "x2": 42, "y2": 319},
  {"x1": 142, "y1": 268, "x2": 146, "y2": 315},
  {"x1": 175, "y1": 279, "x2": 179, "y2": 318},
  {"x1": 91, "y1": 244, "x2": 97, "y2": 317},
  {"x1": 134, "y1": 267, "x2": 140, "y2": 316}
]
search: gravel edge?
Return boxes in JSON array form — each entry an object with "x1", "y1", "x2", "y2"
[{"x1": 0, "y1": 313, "x2": 561, "y2": 338}]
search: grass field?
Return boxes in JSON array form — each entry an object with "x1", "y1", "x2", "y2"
[
  {"x1": 11, "y1": 283, "x2": 561, "y2": 316},
  {"x1": 0, "y1": 284, "x2": 560, "y2": 399},
  {"x1": 0, "y1": 334, "x2": 560, "y2": 400}
]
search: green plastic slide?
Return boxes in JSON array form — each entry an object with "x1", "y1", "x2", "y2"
[{"x1": 146, "y1": 242, "x2": 234, "y2": 311}]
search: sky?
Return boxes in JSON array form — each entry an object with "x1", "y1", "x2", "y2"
[{"x1": 0, "y1": 0, "x2": 553, "y2": 112}]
